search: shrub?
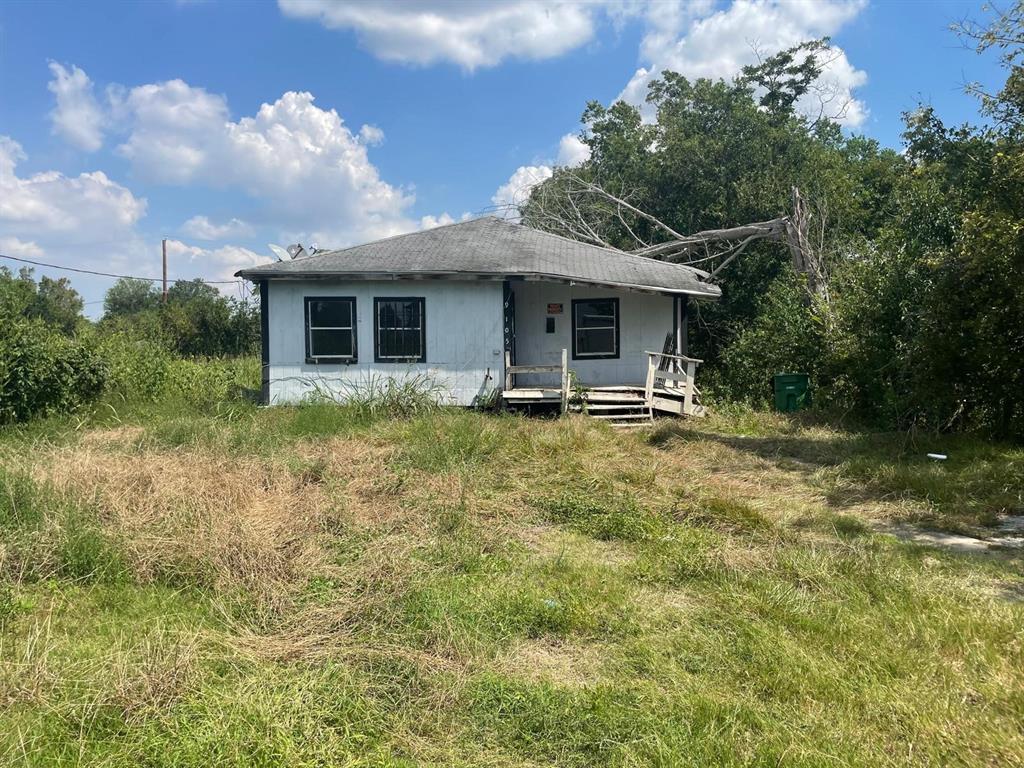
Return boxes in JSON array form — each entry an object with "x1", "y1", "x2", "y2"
[
  {"x1": 92, "y1": 330, "x2": 173, "y2": 403},
  {"x1": 0, "y1": 319, "x2": 107, "y2": 423},
  {"x1": 708, "y1": 275, "x2": 825, "y2": 408}
]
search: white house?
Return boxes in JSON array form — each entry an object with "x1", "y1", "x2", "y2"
[{"x1": 236, "y1": 217, "x2": 721, "y2": 421}]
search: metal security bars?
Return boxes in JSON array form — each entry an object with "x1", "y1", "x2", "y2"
[{"x1": 374, "y1": 297, "x2": 426, "y2": 363}]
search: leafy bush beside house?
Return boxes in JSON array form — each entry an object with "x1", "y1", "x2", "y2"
[{"x1": 0, "y1": 319, "x2": 107, "y2": 424}]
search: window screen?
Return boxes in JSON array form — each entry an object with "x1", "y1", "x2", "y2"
[
  {"x1": 374, "y1": 297, "x2": 426, "y2": 362},
  {"x1": 305, "y1": 297, "x2": 357, "y2": 362},
  {"x1": 572, "y1": 298, "x2": 619, "y2": 359}
]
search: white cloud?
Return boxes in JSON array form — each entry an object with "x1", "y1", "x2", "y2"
[
  {"x1": 277, "y1": 0, "x2": 602, "y2": 70},
  {"x1": 0, "y1": 135, "x2": 149, "y2": 305},
  {"x1": 358, "y1": 124, "x2": 385, "y2": 146},
  {"x1": 621, "y1": 0, "x2": 868, "y2": 127},
  {"x1": 0, "y1": 236, "x2": 44, "y2": 259},
  {"x1": 419, "y1": 212, "x2": 455, "y2": 229},
  {"x1": 181, "y1": 215, "x2": 254, "y2": 241},
  {"x1": 165, "y1": 238, "x2": 271, "y2": 287},
  {"x1": 0, "y1": 136, "x2": 146, "y2": 240},
  {"x1": 491, "y1": 165, "x2": 553, "y2": 219},
  {"x1": 557, "y1": 133, "x2": 591, "y2": 166},
  {"x1": 111, "y1": 81, "x2": 416, "y2": 247},
  {"x1": 47, "y1": 62, "x2": 106, "y2": 151},
  {"x1": 420, "y1": 211, "x2": 473, "y2": 229}
]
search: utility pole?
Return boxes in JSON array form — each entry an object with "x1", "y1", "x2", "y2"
[{"x1": 161, "y1": 238, "x2": 168, "y2": 302}]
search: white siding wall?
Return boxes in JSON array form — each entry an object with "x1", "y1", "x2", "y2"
[
  {"x1": 266, "y1": 280, "x2": 504, "y2": 406},
  {"x1": 511, "y1": 282, "x2": 674, "y2": 386}
]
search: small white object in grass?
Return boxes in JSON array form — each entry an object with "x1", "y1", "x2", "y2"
[{"x1": 927, "y1": 453, "x2": 947, "y2": 460}]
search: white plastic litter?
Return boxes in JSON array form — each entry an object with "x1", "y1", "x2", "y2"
[{"x1": 927, "y1": 453, "x2": 947, "y2": 460}]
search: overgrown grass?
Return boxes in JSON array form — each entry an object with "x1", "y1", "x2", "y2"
[{"x1": 1, "y1": 396, "x2": 1022, "y2": 766}]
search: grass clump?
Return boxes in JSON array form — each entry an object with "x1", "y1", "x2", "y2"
[
  {"x1": 537, "y1": 487, "x2": 670, "y2": 542},
  {"x1": 0, "y1": 468, "x2": 129, "y2": 584}
]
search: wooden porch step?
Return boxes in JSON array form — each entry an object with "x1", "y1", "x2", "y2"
[
  {"x1": 579, "y1": 392, "x2": 646, "y2": 403},
  {"x1": 569, "y1": 404, "x2": 647, "y2": 411},
  {"x1": 589, "y1": 413, "x2": 652, "y2": 421},
  {"x1": 610, "y1": 420, "x2": 652, "y2": 429}
]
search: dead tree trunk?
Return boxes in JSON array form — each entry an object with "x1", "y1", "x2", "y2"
[{"x1": 521, "y1": 172, "x2": 822, "y2": 293}]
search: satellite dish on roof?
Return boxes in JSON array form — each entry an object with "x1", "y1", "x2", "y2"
[
  {"x1": 268, "y1": 244, "x2": 289, "y2": 262},
  {"x1": 287, "y1": 243, "x2": 311, "y2": 260}
]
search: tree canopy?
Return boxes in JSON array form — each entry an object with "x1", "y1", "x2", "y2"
[{"x1": 523, "y1": 17, "x2": 1024, "y2": 439}]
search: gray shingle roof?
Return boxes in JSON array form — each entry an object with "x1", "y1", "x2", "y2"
[{"x1": 236, "y1": 216, "x2": 721, "y2": 298}]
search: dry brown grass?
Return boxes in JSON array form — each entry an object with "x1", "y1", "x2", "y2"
[
  {"x1": 12, "y1": 442, "x2": 337, "y2": 612},
  {"x1": 498, "y1": 638, "x2": 608, "y2": 686}
]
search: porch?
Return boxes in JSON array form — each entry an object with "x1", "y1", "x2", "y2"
[{"x1": 501, "y1": 350, "x2": 706, "y2": 427}]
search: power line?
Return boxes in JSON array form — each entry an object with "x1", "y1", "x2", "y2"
[{"x1": 0, "y1": 253, "x2": 241, "y2": 284}]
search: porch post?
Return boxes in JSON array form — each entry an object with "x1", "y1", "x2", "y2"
[
  {"x1": 672, "y1": 296, "x2": 681, "y2": 375},
  {"x1": 560, "y1": 348, "x2": 569, "y2": 414},
  {"x1": 683, "y1": 360, "x2": 697, "y2": 415},
  {"x1": 679, "y1": 295, "x2": 689, "y2": 358},
  {"x1": 502, "y1": 280, "x2": 514, "y2": 390}
]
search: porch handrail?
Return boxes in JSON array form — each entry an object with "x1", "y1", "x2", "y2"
[
  {"x1": 644, "y1": 350, "x2": 704, "y2": 364},
  {"x1": 507, "y1": 364, "x2": 563, "y2": 374},
  {"x1": 505, "y1": 349, "x2": 570, "y2": 413},
  {"x1": 645, "y1": 350, "x2": 700, "y2": 416}
]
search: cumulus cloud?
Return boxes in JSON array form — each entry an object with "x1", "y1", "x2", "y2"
[
  {"x1": 420, "y1": 211, "x2": 472, "y2": 229},
  {"x1": 358, "y1": 124, "x2": 385, "y2": 146},
  {"x1": 47, "y1": 62, "x2": 107, "y2": 151},
  {"x1": 557, "y1": 133, "x2": 591, "y2": 166},
  {"x1": 277, "y1": 0, "x2": 602, "y2": 70},
  {"x1": 492, "y1": 165, "x2": 553, "y2": 219},
  {"x1": 419, "y1": 212, "x2": 455, "y2": 229},
  {"x1": 165, "y1": 238, "x2": 272, "y2": 287},
  {"x1": 621, "y1": 0, "x2": 868, "y2": 127},
  {"x1": 0, "y1": 136, "x2": 146, "y2": 241},
  {"x1": 110, "y1": 81, "x2": 415, "y2": 247},
  {"x1": 0, "y1": 135, "x2": 150, "y2": 305},
  {"x1": 0, "y1": 236, "x2": 44, "y2": 258},
  {"x1": 181, "y1": 215, "x2": 254, "y2": 241}
]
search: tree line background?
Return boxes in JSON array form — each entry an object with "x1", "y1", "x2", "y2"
[
  {"x1": 1, "y1": 6, "x2": 1022, "y2": 439},
  {"x1": 0, "y1": 268, "x2": 259, "y2": 422},
  {"x1": 524, "y1": 6, "x2": 1024, "y2": 440}
]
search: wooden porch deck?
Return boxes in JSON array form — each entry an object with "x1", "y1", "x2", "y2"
[{"x1": 501, "y1": 350, "x2": 705, "y2": 426}]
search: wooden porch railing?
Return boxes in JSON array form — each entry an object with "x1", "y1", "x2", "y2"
[
  {"x1": 644, "y1": 351, "x2": 703, "y2": 416},
  {"x1": 504, "y1": 349, "x2": 570, "y2": 412}
]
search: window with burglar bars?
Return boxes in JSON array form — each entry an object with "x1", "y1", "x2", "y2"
[
  {"x1": 374, "y1": 297, "x2": 426, "y2": 363},
  {"x1": 572, "y1": 297, "x2": 619, "y2": 359},
  {"x1": 305, "y1": 297, "x2": 357, "y2": 363}
]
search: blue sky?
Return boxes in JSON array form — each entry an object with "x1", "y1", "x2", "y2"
[{"x1": 0, "y1": 0, "x2": 1006, "y2": 310}]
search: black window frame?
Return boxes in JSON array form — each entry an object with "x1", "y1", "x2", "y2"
[
  {"x1": 374, "y1": 297, "x2": 427, "y2": 363},
  {"x1": 571, "y1": 297, "x2": 620, "y2": 360},
  {"x1": 304, "y1": 296, "x2": 358, "y2": 364}
]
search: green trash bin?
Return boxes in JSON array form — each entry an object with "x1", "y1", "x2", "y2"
[{"x1": 773, "y1": 373, "x2": 810, "y2": 412}]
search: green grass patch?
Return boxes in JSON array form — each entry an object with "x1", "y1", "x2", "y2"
[{"x1": 2, "y1": 395, "x2": 1023, "y2": 766}]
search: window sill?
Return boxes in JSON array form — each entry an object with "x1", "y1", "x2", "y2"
[{"x1": 306, "y1": 358, "x2": 358, "y2": 365}]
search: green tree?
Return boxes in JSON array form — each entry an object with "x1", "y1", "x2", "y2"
[
  {"x1": 28, "y1": 276, "x2": 84, "y2": 334},
  {"x1": 103, "y1": 278, "x2": 160, "y2": 317}
]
